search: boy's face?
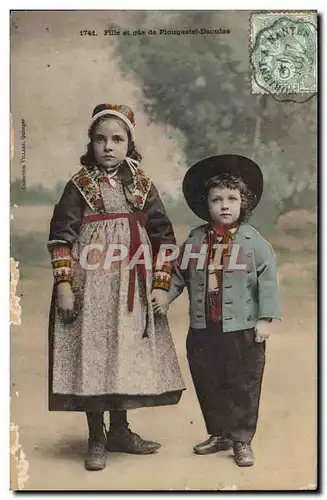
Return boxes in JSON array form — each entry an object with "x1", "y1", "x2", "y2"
[
  {"x1": 92, "y1": 118, "x2": 129, "y2": 170},
  {"x1": 208, "y1": 187, "x2": 242, "y2": 226}
]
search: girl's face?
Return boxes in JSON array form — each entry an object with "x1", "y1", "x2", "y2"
[
  {"x1": 92, "y1": 118, "x2": 129, "y2": 169},
  {"x1": 208, "y1": 186, "x2": 241, "y2": 226}
]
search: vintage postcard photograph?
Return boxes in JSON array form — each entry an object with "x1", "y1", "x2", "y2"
[{"x1": 10, "y1": 9, "x2": 317, "y2": 491}]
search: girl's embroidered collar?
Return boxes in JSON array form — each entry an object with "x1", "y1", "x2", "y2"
[{"x1": 71, "y1": 165, "x2": 152, "y2": 212}]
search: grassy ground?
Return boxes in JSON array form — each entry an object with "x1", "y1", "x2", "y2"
[{"x1": 10, "y1": 208, "x2": 317, "y2": 490}]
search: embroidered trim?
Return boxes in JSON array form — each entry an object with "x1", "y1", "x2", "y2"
[
  {"x1": 160, "y1": 263, "x2": 172, "y2": 274},
  {"x1": 47, "y1": 239, "x2": 70, "y2": 252},
  {"x1": 72, "y1": 166, "x2": 104, "y2": 212},
  {"x1": 71, "y1": 166, "x2": 152, "y2": 212},
  {"x1": 89, "y1": 105, "x2": 136, "y2": 141},
  {"x1": 153, "y1": 248, "x2": 173, "y2": 292},
  {"x1": 153, "y1": 258, "x2": 173, "y2": 275},
  {"x1": 52, "y1": 259, "x2": 72, "y2": 268},
  {"x1": 51, "y1": 246, "x2": 73, "y2": 284},
  {"x1": 133, "y1": 168, "x2": 152, "y2": 210},
  {"x1": 53, "y1": 265, "x2": 72, "y2": 274},
  {"x1": 153, "y1": 271, "x2": 171, "y2": 291},
  {"x1": 52, "y1": 247, "x2": 71, "y2": 259},
  {"x1": 54, "y1": 272, "x2": 73, "y2": 285},
  {"x1": 153, "y1": 248, "x2": 174, "y2": 268},
  {"x1": 53, "y1": 263, "x2": 73, "y2": 284}
]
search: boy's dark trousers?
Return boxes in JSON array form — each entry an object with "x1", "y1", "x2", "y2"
[{"x1": 186, "y1": 323, "x2": 266, "y2": 443}]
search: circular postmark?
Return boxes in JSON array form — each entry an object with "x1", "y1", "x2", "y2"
[{"x1": 251, "y1": 16, "x2": 317, "y2": 96}]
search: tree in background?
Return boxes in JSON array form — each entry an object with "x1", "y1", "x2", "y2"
[
  {"x1": 10, "y1": 180, "x2": 65, "y2": 205},
  {"x1": 110, "y1": 11, "x2": 316, "y2": 231}
]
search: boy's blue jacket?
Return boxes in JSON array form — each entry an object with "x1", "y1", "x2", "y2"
[{"x1": 168, "y1": 223, "x2": 282, "y2": 332}]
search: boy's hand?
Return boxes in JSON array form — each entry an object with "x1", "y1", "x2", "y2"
[
  {"x1": 254, "y1": 319, "x2": 271, "y2": 343},
  {"x1": 57, "y1": 281, "x2": 76, "y2": 323},
  {"x1": 151, "y1": 288, "x2": 169, "y2": 316}
]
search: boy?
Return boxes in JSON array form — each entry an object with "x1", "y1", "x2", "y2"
[{"x1": 158, "y1": 154, "x2": 282, "y2": 467}]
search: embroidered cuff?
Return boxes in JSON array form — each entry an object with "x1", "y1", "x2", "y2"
[
  {"x1": 152, "y1": 270, "x2": 171, "y2": 291},
  {"x1": 51, "y1": 246, "x2": 73, "y2": 284},
  {"x1": 47, "y1": 239, "x2": 71, "y2": 252},
  {"x1": 152, "y1": 248, "x2": 173, "y2": 290}
]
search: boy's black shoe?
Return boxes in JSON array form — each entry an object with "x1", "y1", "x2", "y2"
[
  {"x1": 233, "y1": 441, "x2": 254, "y2": 467},
  {"x1": 193, "y1": 436, "x2": 233, "y2": 455},
  {"x1": 84, "y1": 436, "x2": 106, "y2": 471},
  {"x1": 106, "y1": 428, "x2": 161, "y2": 454}
]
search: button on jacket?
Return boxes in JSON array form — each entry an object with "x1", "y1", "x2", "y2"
[{"x1": 168, "y1": 223, "x2": 282, "y2": 332}]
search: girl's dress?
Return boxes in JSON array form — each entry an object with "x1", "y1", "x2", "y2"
[{"x1": 48, "y1": 163, "x2": 185, "y2": 411}]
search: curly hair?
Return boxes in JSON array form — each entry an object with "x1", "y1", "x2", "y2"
[
  {"x1": 80, "y1": 115, "x2": 142, "y2": 167},
  {"x1": 205, "y1": 174, "x2": 256, "y2": 223}
]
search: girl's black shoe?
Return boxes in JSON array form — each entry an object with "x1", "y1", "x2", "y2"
[
  {"x1": 233, "y1": 441, "x2": 254, "y2": 467},
  {"x1": 106, "y1": 428, "x2": 161, "y2": 454},
  {"x1": 84, "y1": 436, "x2": 106, "y2": 471}
]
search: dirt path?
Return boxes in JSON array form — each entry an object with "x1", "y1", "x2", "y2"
[{"x1": 11, "y1": 270, "x2": 316, "y2": 491}]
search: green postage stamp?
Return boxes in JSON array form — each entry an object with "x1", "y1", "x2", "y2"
[{"x1": 250, "y1": 11, "x2": 317, "y2": 94}]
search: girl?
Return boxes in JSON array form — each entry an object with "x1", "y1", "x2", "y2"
[
  {"x1": 162, "y1": 154, "x2": 282, "y2": 467},
  {"x1": 47, "y1": 103, "x2": 185, "y2": 471}
]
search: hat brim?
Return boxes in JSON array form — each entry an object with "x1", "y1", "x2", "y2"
[{"x1": 182, "y1": 154, "x2": 263, "y2": 222}]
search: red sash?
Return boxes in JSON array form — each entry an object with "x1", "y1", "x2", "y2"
[{"x1": 83, "y1": 212, "x2": 148, "y2": 312}]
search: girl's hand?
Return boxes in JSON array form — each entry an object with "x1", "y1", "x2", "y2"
[
  {"x1": 254, "y1": 319, "x2": 271, "y2": 343},
  {"x1": 151, "y1": 289, "x2": 169, "y2": 316},
  {"x1": 56, "y1": 282, "x2": 76, "y2": 324}
]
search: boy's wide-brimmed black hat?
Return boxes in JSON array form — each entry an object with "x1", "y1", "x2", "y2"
[{"x1": 182, "y1": 154, "x2": 263, "y2": 221}]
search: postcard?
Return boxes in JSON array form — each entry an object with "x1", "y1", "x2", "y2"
[{"x1": 10, "y1": 10, "x2": 317, "y2": 491}]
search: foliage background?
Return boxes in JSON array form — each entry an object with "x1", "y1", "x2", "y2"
[{"x1": 10, "y1": 11, "x2": 317, "y2": 273}]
